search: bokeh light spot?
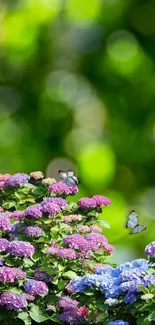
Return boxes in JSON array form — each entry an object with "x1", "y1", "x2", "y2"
[
  {"x1": 66, "y1": 0, "x2": 101, "y2": 21},
  {"x1": 46, "y1": 157, "x2": 77, "y2": 180},
  {"x1": 78, "y1": 143, "x2": 116, "y2": 190}
]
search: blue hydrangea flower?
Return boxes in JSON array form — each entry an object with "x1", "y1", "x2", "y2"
[
  {"x1": 124, "y1": 292, "x2": 138, "y2": 304},
  {"x1": 107, "y1": 321, "x2": 129, "y2": 325}
]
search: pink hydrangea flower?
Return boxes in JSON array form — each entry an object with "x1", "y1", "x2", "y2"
[{"x1": 48, "y1": 181, "x2": 78, "y2": 196}]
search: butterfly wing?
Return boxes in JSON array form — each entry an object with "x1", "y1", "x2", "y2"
[
  {"x1": 66, "y1": 177, "x2": 78, "y2": 186},
  {"x1": 58, "y1": 170, "x2": 68, "y2": 181},
  {"x1": 126, "y1": 210, "x2": 138, "y2": 228},
  {"x1": 67, "y1": 170, "x2": 74, "y2": 177},
  {"x1": 130, "y1": 225, "x2": 146, "y2": 235}
]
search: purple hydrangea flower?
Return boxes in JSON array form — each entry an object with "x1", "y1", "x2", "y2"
[
  {"x1": 0, "y1": 258, "x2": 3, "y2": 266},
  {"x1": 59, "y1": 310, "x2": 83, "y2": 325},
  {"x1": 58, "y1": 296, "x2": 78, "y2": 310},
  {"x1": 85, "y1": 233, "x2": 108, "y2": 244},
  {"x1": 0, "y1": 266, "x2": 26, "y2": 283},
  {"x1": 7, "y1": 240, "x2": 35, "y2": 257},
  {"x1": 10, "y1": 210, "x2": 24, "y2": 221},
  {"x1": 78, "y1": 197, "x2": 97, "y2": 208},
  {"x1": 63, "y1": 234, "x2": 97, "y2": 251},
  {"x1": 0, "y1": 213, "x2": 12, "y2": 232},
  {"x1": 5, "y1": 173, "x2": 30, "y2": 187},
  {"x1": 46, "y1": 246, "x2": 76, "y2": 260},
  {"x1": 24, "y1": 226, "x2": 43, "y2": 237},
  {"x1": 23, "y1": 279, "x2": 48, "y2": 296},
  {"x1": 92, "y1": 195, "x2": 111, "y2": 206},
  {"x1": 0, "y1": 238, "x2": 9, "y2": 252},
  {"x1": 41, "y1": 202, "x2": 61, "y2": 215},
  {"x1": 42, "y1": 197, "x2": 67, "y2": 208},
  {"x1": 24, "y1": 204, "x2": 42, "y2": 218},
  {"x1": 107, "y1": 321, "x2": 129, "y2": 325},
  {"x1": 0, "y1": 292, "x2": 27, "y2": 311},
  {"x1": 124, "y1": 292, "x2": 138, "y2": 304},
  {"x1": 48, "y1": 181, "x2": 78, "y2": 196},
  {"x1": 145, "y1": 242, "x2": 155, "y2": 257},
  {"x1": 34, "y1": 268, "x2": 51, "y2": 282}
]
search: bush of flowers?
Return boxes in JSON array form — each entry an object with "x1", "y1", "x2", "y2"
[{"x1": 0, "y1": 171, "x2": 154, "y2": 325}]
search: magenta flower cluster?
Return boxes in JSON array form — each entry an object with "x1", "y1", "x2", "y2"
[
  {"x1": 0, "y1": 266, "x2": 26, "y2": 282},
  {"x1": 0, "y1": 238, "x2": 9, "y2": 251},
  {"x1": 0, "y1": 212, "x2": 12, "y2": 232},
  {"x1": 48, "y1": 180, "x2": 78, "y2": 195},
  {"x1": 78, "y1": 195, "x2": 111, "y2": 208}
]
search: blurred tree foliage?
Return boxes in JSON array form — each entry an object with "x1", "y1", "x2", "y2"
[{"x1": 0, "y1": 0, "x2": 155, "y2": 259}]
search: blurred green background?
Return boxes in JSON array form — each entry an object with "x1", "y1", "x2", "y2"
[{"x1": 1, "y1": 0, "x2": 155, "y2": 263}]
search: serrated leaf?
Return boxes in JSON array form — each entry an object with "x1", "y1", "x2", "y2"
[
  {"x1": 18, "y1": 312, "x2": 29, "y2": 321},
  {"x1": 58, "y1": 279, "x2": 66, "y2": 290},
  {"x1": 2, "y1": 201, "x2": 16, "y2": 209},
  {"x1": 63, "y1": 271, "x2": 77, "y2": 280},
  {"x1": 146, "y1": 311, "x2": 155, "y2": 321},
  {"x1": 96, "y1": 313, "x2": 106, "y2": 322},
  {"x1": 7, "y1": 287, "x2": 22, "y2": 294},
  {"x1": 99, "y1": 220, "x2": 110, "y2": 228},
  {"x1": 29, "y1": 304, "x2": 49, "y2": 323},
  {"x1": 23, "y1": 258, "x2": 34, "y2": 267}
]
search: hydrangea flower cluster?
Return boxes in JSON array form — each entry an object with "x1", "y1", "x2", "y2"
[
  {"x1": 78, "y1": 195, "x2": 111, "y2": 208},
  {"x1": 24, "y1": 204, "x2": 43, "y2": 218},
  {"x1": 24, "y1": 226, "x2": 43, "y2": 237},
  {"x1": 0, "y1": 266, "x2": 26, "y2": 282},
  {"x1": 0, "y1": 171, "x2": 154, "y2": 325},
  {"x1": 0, "y1": 212, "x2": 13, "y2": 231},
  {"x1": 58, "y1": 296, "x2": 89, "y2": 325},
  {"x1": 70, "y1": 257, "x2": 154, "y2": 306},
  {"x1": 145, "y1": 241, "x2": 155, "y2": 257},
  {"x1": 0, "y1": 292, "x2": 28, "y2": 311},
  {"x1": 5, "y1": 173, "x2": 30, "y2": 187},
  {"x1": 7, "y1": 240, "x2": 35, "y2": 257},
  {"x1": 48, "y1": 180, "x2": 78, "y2": 195},
  {"x1": 23, "y1": 279, "x2": 48, "y2": 296}
]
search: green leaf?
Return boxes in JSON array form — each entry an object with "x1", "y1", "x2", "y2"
[
  {"x1": 147, "y1": 311, "x2": 155, "y2": 321},
  {"x1": 7, "y1": 287, "x2": 22, "y2": 294},
  {"x1": 63, "y1": 271, "x2": 77, "y2": 279},
  {"x1": 96, "y1": 313, "x2": 106, "y2": 322},
  {"x1": 23, "y1": 258, "x2": 34, "y2": 267},
  {"x1": 18, "y1": 312, "x2": 29, "y2": 320},
  {"x1": 137, "y1": 316, "x2": 150, "y2": 325},
  {"x1": 58, "y1": 279, "x2": 66, "y2": 290},
  {"x1": 18, "y1": 312, "x2": 32, "y2": 325},
  {"x1": 29, "y1": 304, "x2": 49, "y2": 323},
  {"x1": 99, "y1": 219, "x2": 110, "y2": 228},
  {"x1": 2, "y1": 201, "x2": 16, "y2": 209},
  {"x1": 32, "y1": 251, "x2": 42, "y2": 261},
  {"x1": 138, "y1": 285, "x2": 149, "y2": 294}
]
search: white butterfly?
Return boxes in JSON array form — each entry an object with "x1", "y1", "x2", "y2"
[
  {"x1": 58, "y1": 170, "x2": 79, "y2": 186},
  {"x1": 126, "y1": 210, "x2": 146, "y2": 235}
]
